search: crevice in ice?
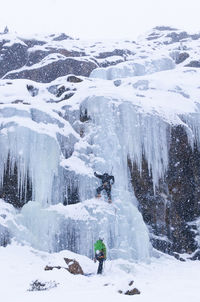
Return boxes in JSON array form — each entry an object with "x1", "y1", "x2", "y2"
[
  {"x1": 0, "y1": 123, "x2": 60, "y2": 207},
  {"x1": 0, "y1": 153, "x2": 32, "y2": 208},
  {"x1": 80, "y1": 107, "x2": 90, "y2": 123},
  {"x1": 64, "y1": 182, "x2": 80, "y2": 205}
]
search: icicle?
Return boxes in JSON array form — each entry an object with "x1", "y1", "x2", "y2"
[{"x1": 0, "y1": 125, "x2": 60, "y2": 206}]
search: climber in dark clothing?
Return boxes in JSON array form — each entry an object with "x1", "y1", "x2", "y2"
[{"x1": 94, "y1": 171, "x2": 115, "y2": 203}]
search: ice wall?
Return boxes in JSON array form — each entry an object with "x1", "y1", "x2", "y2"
[
  {"x1": 81, "y1": 96, "x2": 170, "y2": 190},
  {"x1": 90, "y1": 55, "x2": 175, "y2": 80}
]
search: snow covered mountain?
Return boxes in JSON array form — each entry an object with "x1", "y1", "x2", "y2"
[{"x1": 0, "y1": 26, "x2": 200, "y2": 262}]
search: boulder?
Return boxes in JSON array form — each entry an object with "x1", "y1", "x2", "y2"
[
  {"x1": 124, "y1": 288, "x2": 141, "y2": 295},
  {"x1": 64, "y1": 258, "x2": 84, "y2": 275},
  {"x1": 129, "y1": 280, "x2": 134, "y2": 286},
  {"x1": 185, "y1": 60, "x2": 200, "y2": 68},
  {"x1": 175, "y1": 52, "x2": 189, "y2": 64},
  {"x1": 44, "y1": 265, "x2": 62, "y2": 270},
  {"x1": 67, "y1": 75, "x2": 83, "y2": 83}
]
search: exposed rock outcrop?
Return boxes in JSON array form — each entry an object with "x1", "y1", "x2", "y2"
[
  {"x1": 5, "y1": 58, "x2": 97, "y2": 83},
  {"x1": 0, "y1": 42, "x2": 28, "y2": 77},
  {"x1": 129, "y1": 124, "x2": 200, "y2": 255}
]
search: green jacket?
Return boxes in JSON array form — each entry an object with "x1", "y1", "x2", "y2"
[{"x1": 94, "y1": 240, "x2": 107, "y2": 258}]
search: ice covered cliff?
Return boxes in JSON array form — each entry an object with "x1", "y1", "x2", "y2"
[{"x1": 0, "y1": 26, "x2": 200, "y2": 260}]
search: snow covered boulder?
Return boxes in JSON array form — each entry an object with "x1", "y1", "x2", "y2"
[
  {"x1": 64, "y1": 258, "x2": 84, "y2": 275},
  {"x1": 67, "y1": 75, "x2": 83, "y2": 83}
]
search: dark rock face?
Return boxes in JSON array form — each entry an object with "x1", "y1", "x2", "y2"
[
  {"x1": 129, "y1": 125, "x2": 200, "y2": 255},
  {"x1": 5, "y1": 58, "x2": 97, "y2": 83},
  {"x1": 0, "y1": 33, "x2": 94, "y2": 81},
  {"x1": 166, "y1": 126, "x2": 200, "y2": 253},
  {"x1": 0, "y1": 42, "x2": 28, "y2": 77}
]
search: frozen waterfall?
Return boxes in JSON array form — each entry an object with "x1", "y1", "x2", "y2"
[
  {"x1": 2, "y1": 53, "x2": 200, "y2": 262},
  {"x1": 0, "y1": 87, "x2": 152, "y2": 262}
]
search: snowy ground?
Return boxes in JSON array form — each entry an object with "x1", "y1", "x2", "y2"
[{"x1": 1, "y1": 243, "x2": 199, "y2": 302}]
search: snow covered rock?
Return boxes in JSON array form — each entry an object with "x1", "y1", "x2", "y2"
[
  {"x1": 5, "y1": 57, "x2": 97, "y2": 82},
  {"x1": 0, "y1": 34, "x2": 28, "y2": 77},
  {"x1": 28, "y1": 279, "x2": 58, "y2": 291}
]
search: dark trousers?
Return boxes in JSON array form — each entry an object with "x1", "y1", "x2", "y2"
[
  {"x1": 96, "y1": 184, "x2": 111, "y2": 199},
  {"x1": 97, "y1": 259, "x2": 104, "y2": 274}
]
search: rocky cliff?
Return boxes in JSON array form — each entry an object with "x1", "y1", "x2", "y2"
[{"x1": 0, "y1": 26, "x2": 200, "y2": 259}]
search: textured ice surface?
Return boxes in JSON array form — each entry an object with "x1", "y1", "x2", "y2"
[{"x1": 90, "y1": 55, "x2": 175, "y2": 80}]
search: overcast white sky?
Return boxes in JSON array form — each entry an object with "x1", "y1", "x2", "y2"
[{"x1": 1, "y1": 0, "x2": 200, "y2": 39}]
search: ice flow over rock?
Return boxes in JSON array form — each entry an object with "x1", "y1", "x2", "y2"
[{"x1": 1, "y1": 32, "x2": 200, "y2": 261}]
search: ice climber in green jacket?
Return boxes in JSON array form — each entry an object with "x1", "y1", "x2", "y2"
[{"x1": 94, "y1": 238, "x2": 107, "y2": 274}]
